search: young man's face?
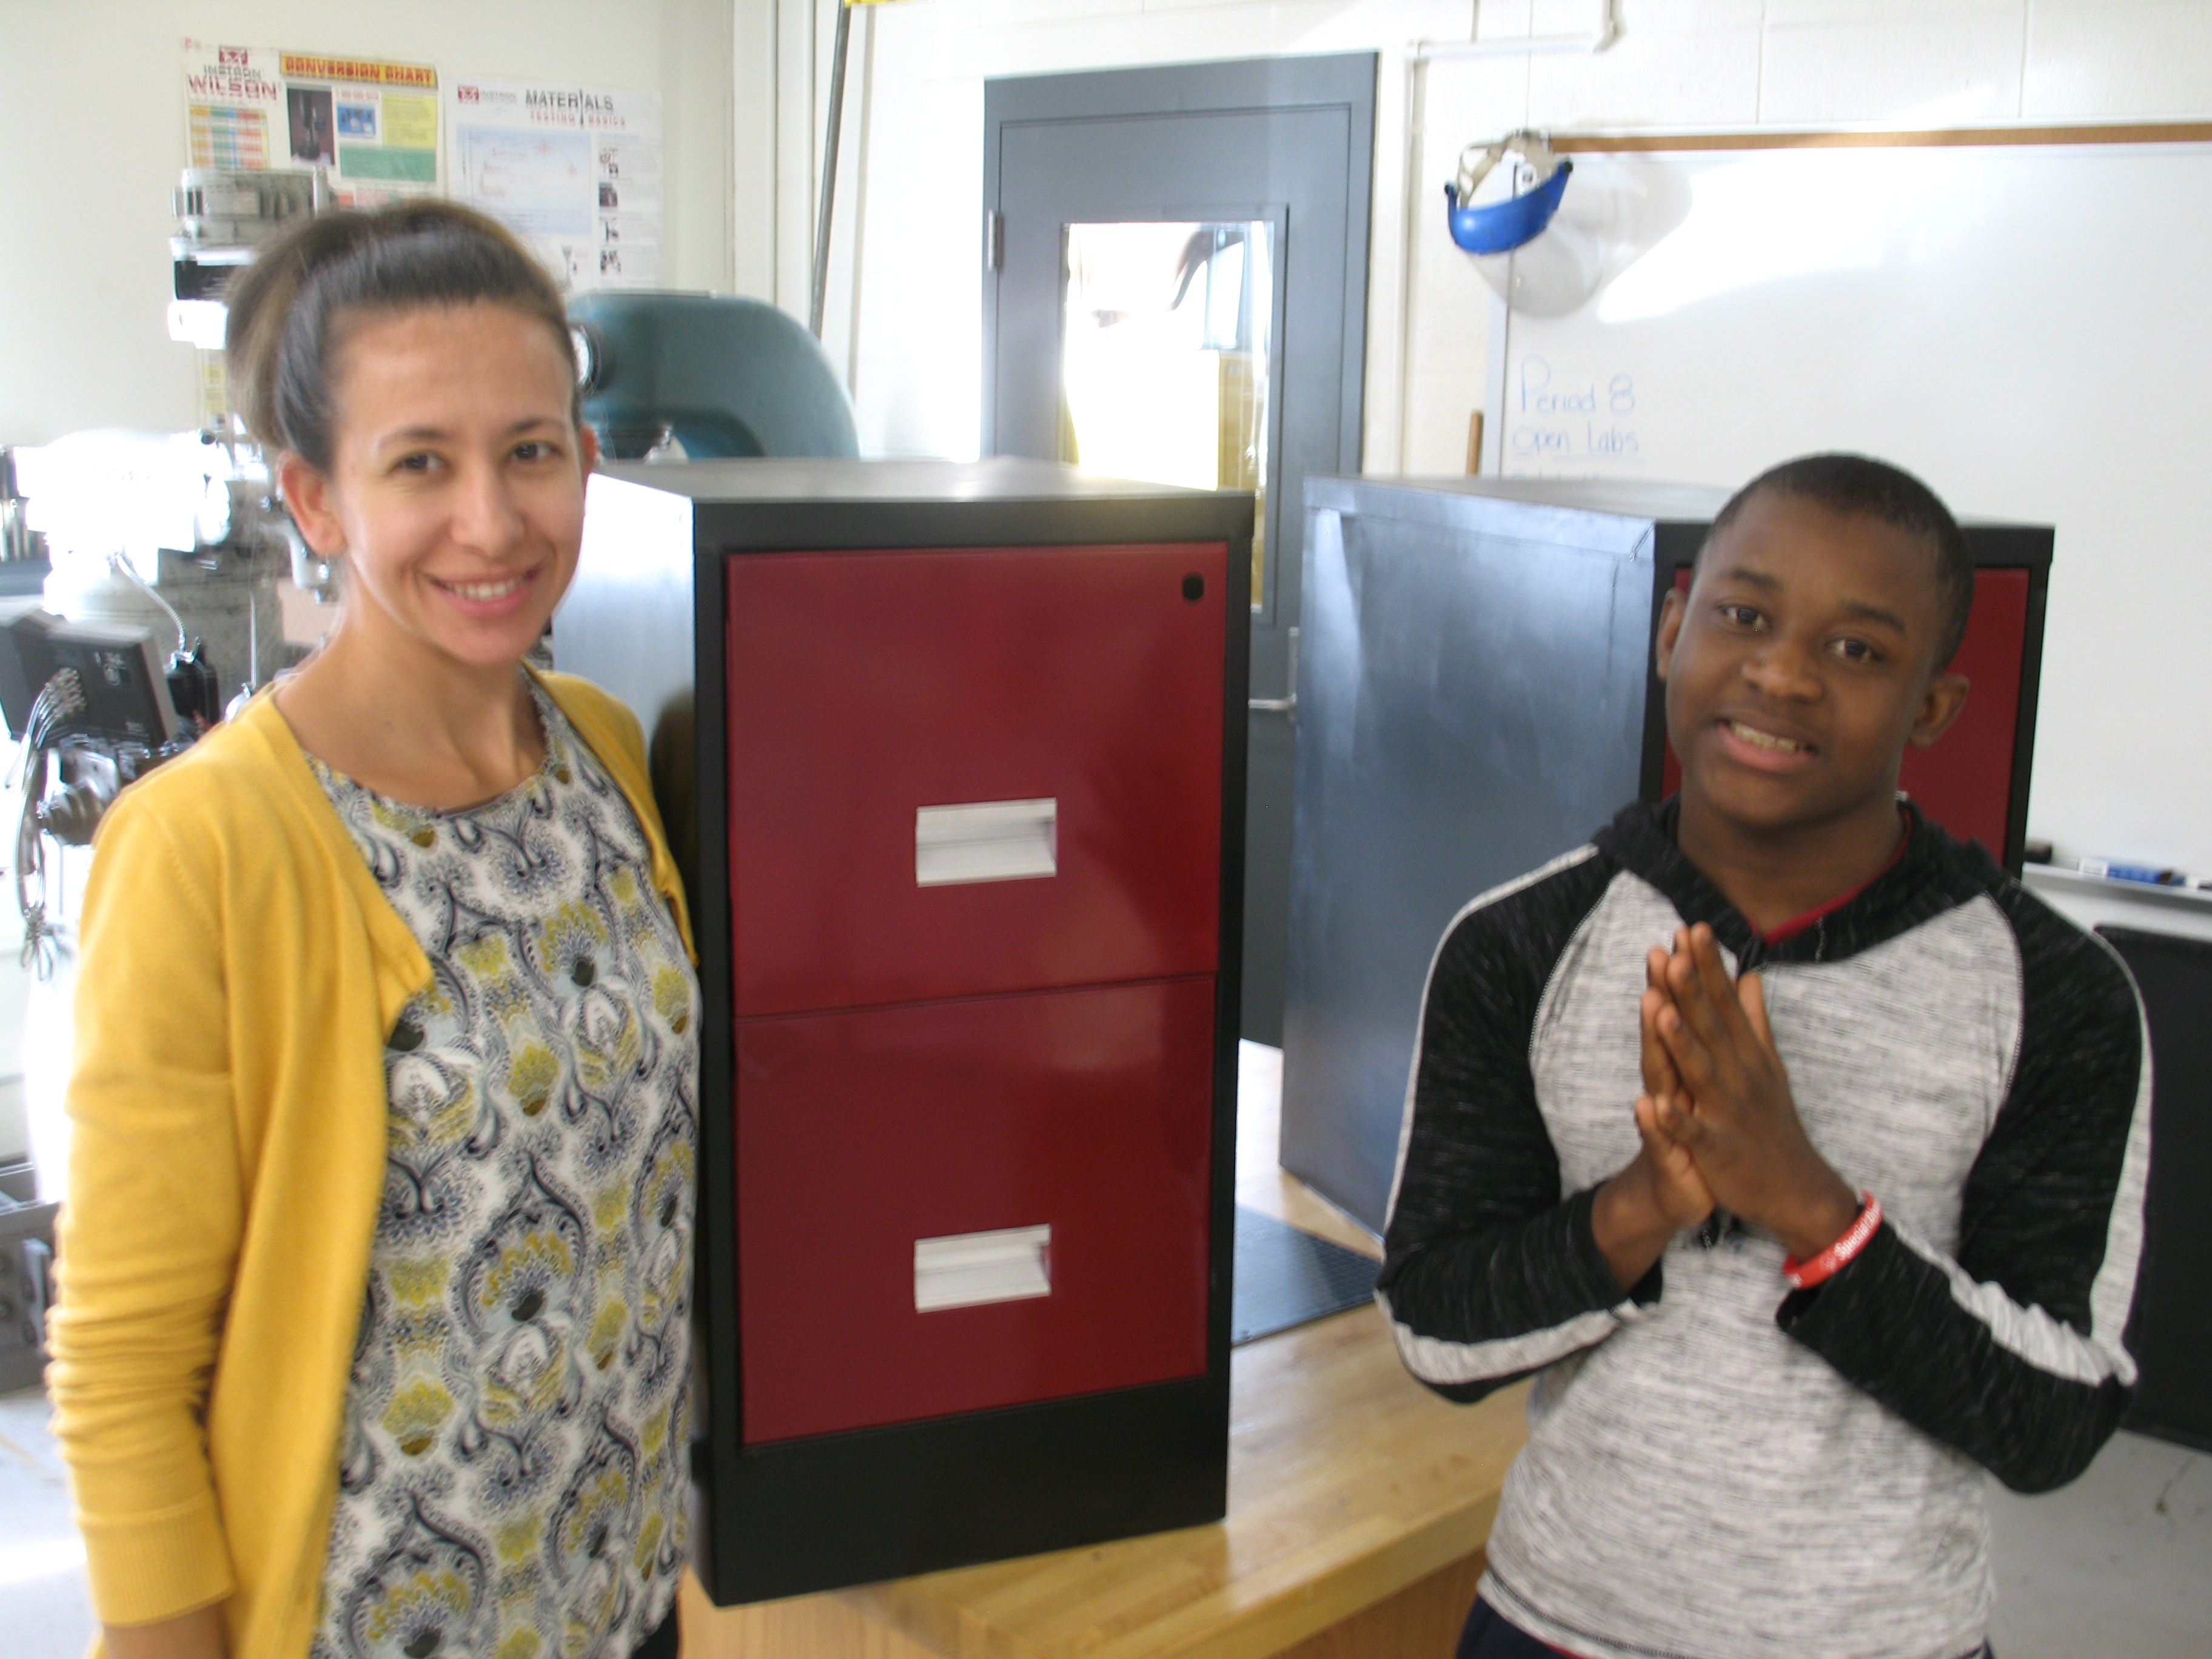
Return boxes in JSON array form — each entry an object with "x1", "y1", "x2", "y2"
[{"x1": 1655, "y1": 489, "x2": 1969, "y2": 840}]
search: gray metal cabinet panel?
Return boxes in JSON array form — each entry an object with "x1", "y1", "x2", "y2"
[{"x1": 1281, "y1": 477, "x2": 1666, "y2": 1230}]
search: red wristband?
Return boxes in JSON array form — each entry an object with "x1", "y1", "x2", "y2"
[{"x1": 1782, "y1": 1193, "x2": 1882, "y2": 1289}]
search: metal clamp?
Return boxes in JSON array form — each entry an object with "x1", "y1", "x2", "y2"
[{"x1": 1248, "y1": 625, "x2": 1298, "y2": 722}]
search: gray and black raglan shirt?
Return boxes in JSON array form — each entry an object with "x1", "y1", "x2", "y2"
[{"x1": 1377, "y1": 801, "x2": 2151, "y2": 1659}]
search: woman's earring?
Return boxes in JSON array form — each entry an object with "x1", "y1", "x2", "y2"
[{"x1": 285, "y1": 520, "x2": 343, "y2": 603}]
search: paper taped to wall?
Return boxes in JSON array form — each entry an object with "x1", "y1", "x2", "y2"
[
  {"x1": 182, "y1": 39, "x2": 440, "y2": 204},
  {"x1": 446, "y1": 76, "x2": 663, "y2": 293}
]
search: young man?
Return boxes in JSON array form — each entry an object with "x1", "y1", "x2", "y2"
[{"x1": 1377, "y1": 455, "x2": 2150, "y2": 1659}]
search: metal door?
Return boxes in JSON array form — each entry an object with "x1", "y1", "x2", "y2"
[{"x1": 985, "y1": 56, "x2": 1375, "y2": 1044}]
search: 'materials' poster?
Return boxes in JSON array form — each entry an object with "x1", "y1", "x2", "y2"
[{"x1": 447, "y1": 77, "x2": 663, "y2": 293}]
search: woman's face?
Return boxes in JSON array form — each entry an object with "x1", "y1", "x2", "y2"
[{"x1": 282, "y1": 301, "x2": 597, "y2": 681}]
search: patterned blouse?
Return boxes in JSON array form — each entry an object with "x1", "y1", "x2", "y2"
[{"x1": 306, "y1": 683, "x2": 699, "y2": 1659}]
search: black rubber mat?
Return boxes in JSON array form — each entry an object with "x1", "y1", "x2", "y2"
[{"x1": 1231, "y1": 1204, "x2": 1379, "y2": 1346}]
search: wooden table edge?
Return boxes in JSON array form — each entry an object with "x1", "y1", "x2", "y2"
[{"x1": 837, "y1": 1484, "x2": 1505, "y2": 1659}]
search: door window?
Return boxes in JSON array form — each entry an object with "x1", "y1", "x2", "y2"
[{"x1": 1061, "y1": 221, "x2": 1274, "y2": 605}]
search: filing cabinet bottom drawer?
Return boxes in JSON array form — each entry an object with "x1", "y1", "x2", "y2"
[{"x1": 734, "y1": 976, "x2": 1216, "y2": 1444}]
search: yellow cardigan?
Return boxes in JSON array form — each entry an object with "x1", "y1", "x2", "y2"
[{"x1": 48, "y1": 671, "x2": 694, "y2": 1659}]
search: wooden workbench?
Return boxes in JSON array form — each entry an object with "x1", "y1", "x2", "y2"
[{"x1": 678, "y1": 1046, "x2": 1529, "y2": 1659}]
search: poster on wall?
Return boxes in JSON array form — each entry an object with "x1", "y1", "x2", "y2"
[
  {"x1": 181, "y1": 41, "x2": 283, "y2": 170},
  {"x1": 182, "y1": 39, "x2": 441, "y2": 203},
  {"x1": 446, "y1": 77, "x2": 663, "y2": 293}
]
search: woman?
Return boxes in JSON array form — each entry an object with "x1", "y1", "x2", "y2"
[{"x1": 49, "y1": 201, "x2": 699, "y2": 1659}]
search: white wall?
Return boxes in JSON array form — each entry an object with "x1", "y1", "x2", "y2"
[
  {"x1": 0, "y1": 0, "x2": 737, "y2": 444},
  {"x1": 814, "y1": 0, "x2": 2212, "y2": 470},
  {"x1": 787, "y1": 0, "x2": 2212, "y2": 870}
]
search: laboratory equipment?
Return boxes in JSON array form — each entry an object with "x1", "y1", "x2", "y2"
[
  {"x1": 9, "y1": 430, "x2": 290, "y2": 712},
  {"x1": 0, "y1": 1168, "x2": 56, "y2": 1393},
  {"x1": 167, "y1": 166, "x2": 328, "y2": 350},
  {"x1": 568, "y1": 290, "x2": 859, "y2": 461},
  {"x1": 1, "y1": 448, "x2": 44, "y2": 567}
]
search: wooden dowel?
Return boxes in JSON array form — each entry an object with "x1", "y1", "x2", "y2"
[{"x1": 1549, "y1": 122, "x2": 2212, "y2": 155}]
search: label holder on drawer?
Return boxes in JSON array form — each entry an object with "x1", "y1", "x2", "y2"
[
  {"x1": 914, "y1": 1224, "x2": 1053, "y2": 1312},
  {"x1": 915, "y1": 798, "x2": 1057, "y2": 886}
]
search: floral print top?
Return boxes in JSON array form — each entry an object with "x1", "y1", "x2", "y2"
[{"x1": 306, "y1": 683, "x2": 699, "y2": 1659}]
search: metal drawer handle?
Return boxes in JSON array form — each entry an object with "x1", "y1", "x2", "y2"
[
  {"x1": 915, "y1": 1225, "x2": 1053, "y2": 1311},
  {"x1": 916, "y1": 797, "x2": 1058, "y2": 886}
]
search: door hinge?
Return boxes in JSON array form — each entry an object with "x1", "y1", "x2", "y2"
[{"x1": 985, "y1": 208, "x2": 1004, "y2": 272}]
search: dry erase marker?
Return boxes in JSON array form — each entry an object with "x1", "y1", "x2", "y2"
[{"x1": 2077, "y1": 858, "x2": 2187, "y2": 887}]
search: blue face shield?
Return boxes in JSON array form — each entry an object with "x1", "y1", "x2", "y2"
[{"x1": 1445, "y1": 132, "x2": 1573, "y2": 256}]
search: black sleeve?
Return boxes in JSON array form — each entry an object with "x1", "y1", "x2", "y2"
[
  {"x1": 1375, "y1": 850, "x2": 1647, "y2": 1404},
  {"x1": 1778, "y1": 887, "x2": 2151, "y2": 1492}
]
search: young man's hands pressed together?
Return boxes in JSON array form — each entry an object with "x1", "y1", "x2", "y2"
[
  {"x1": 1589, "y1": 934, "x2": 1716, "y2": 1291},
  {"x1": 1646, "y1": 925, "x2": 1863, "y2": 1266},
  {"x1": 1592, "y1": 920, "x2": 1875, "y2": 1294}
]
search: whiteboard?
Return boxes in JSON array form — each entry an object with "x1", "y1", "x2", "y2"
[{"x1": 1496, "y1": 142, "x2": 2212, "y2": 879}]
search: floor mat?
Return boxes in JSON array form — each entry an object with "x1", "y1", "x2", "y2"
[{"x1": 1232, "y1": 1204, "x2": 1378, "y2": 1346}]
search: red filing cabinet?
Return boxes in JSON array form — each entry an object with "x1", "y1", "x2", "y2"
[{"x1": 554, "y1": 458, "x2": 1252, "y2": 1604}]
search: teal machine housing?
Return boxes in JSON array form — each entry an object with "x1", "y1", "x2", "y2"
[{"x1": 568, "y1": 292, "x2": 860, "y2": 461}]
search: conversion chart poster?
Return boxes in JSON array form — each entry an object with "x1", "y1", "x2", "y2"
[
  {"x1": 446, "y1": 77, "x2": 663, "y2": 292},
  {"x1": 182, "y1": 39, "x2": 441, "y2": 203},
  {"x1": 181, "y1": 41, "x2": 283, "y2": 170}
]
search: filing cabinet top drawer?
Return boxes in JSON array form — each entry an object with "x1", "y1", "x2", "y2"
[{"x1": 726, "y1": 542, "x2": 1231, "y2": 1014}]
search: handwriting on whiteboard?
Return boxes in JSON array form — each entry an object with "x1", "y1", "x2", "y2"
[{"x1": 1507, "y1": 355, "x2": 1641, "y2": 477}]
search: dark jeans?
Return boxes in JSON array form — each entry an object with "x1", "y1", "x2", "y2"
[
  {"x1": 631, "y1": 1607, "x2": 679, "y2": 1659},
  {"x1": 1456, "y1": 1600, "x2": 1574, "y2": 1658},
  {"x1": 1456, "y1": 1599, "x2": 1996, "y2": 1659}
]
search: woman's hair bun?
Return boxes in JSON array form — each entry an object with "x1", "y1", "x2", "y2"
[{"x1": 223, "y1": 199, "x2": 574, "y2": 471}]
